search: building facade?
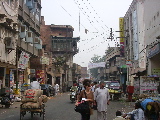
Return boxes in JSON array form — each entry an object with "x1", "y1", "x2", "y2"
[
  {"x1": 72, "y1": 63, "x2": 81, "y2": 84},
  {"x1": 105, "y1": 47, "x2": 121, "y2": 82},
  {"x1": 80, "y1": 67, "x2": 89, "y2": 80},
  {"x1": 123, "y1": 0, "x2": 160, "y2": 94},
  {"x1": 17, "y1": 0, "x2": 42, "y2": 88},
  {"x1": 0, "y1": 0, "x2": 19, "y2": 93},
  {"x1": 0, "y1": 0, "x2": 43, "y2": 94},
  {"x1": 40, "y1": 16, "x2": 80, "y2": 92}
]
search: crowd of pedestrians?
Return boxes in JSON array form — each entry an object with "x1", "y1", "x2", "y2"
[
  {"x1": 74, "y1": 79, "x2": 145, "y2": 120},
  {"x1": 30, "y1": 77, "x2": 145, "y2": 120},
  {"x1": 75, "y1": 79, "x2": 110, "y2": 120}
]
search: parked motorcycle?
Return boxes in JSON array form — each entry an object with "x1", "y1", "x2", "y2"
[
  {"x1": 0, "y1": 93, "x2": 12, "y2": 108},
  {"x1": 70, "y1": 90, "x2": 76, "y2": 103}
]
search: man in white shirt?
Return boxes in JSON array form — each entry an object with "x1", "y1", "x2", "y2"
[
  {"x1": 94, "y1": 81, "x2": 110, "y2": 120},
  {"x1": 125, "y1": 102, "x2": 145, "y2": 120},
  {"x1": 30, "y1": 77, "x2": 41, "y2": 89},
  {"x1": 54, "y1": 83, "x2": 59, "y2": 95}
]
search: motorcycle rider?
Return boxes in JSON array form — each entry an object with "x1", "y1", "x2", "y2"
[
  {"x1": 71, "y1": 83, "x2": 78, "y2": 92},
  {"x1": 10, "y1": 87, "x2": 14, "y2": 104},
  {"x1": 70, "y1": 83, "x2": 78, "y2": 101}
]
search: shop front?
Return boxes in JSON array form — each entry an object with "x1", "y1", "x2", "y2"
[
  {"x1": 30, "y1": 56, "x2": 50, "y2": 84},
  {"x1": 134, "y1": 76, "x2": 159, "y2": 96}
]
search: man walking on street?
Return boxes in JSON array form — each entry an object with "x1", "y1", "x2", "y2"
[
  {"x1": 54, "y1": 83, "x2": 59, "y2": 95},
  {"x1": 94, "y1": 81, "x2": 110, "y2": 120}
]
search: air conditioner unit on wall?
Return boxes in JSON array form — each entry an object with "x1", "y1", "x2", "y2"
[
  {"x1": 34, "y1": 38, "x2": 42, "y2": 49},
  {"x1": 35, "y1": 44, "x2": 42, "y2": 49},
  {"x1": 26, "y1": 31, "x2": 33, "y2": 43},
  {"x1": 30, "y1": 2, "x2": 37, "y2": 13},
  {"x1": 4, "y1": 37, "x2": 15, "y2": 50},
  {"x1": 19, "y1": 25, "x2": 26, "y2": 38},
  {"x1": 27, "y1": 0, "x2": 34, "y2": 9}
]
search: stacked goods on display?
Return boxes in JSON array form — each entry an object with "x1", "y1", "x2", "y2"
[
  {"x1": 138, "y1": 94, "x2": 150, "y2": 99},
  {"x1": 21, "y1": 89, "x2": 48, "y2": 109}
]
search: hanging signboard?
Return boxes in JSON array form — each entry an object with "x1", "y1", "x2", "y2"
[
  {"x1": 126, "y1": 60, "x2": 132, "y2": 67},
  {"x1": 88, "y1": 62, "x2": 105, "y2": 69},
  {"x1": 148, "y1": 43, "x2": 160, "y2": 58},
  {"x1": 41, "y1": 56, "x2": 49, "y2": 65},
  {"x1": 119, "y1": 17, "x2": 125, "y2": 57},
  {"x1": 18, "y1": 51, "x2": 30, "y2": 69},
  {"x1": 10, "y1": 70, "x2": 14, "y2": 87}
]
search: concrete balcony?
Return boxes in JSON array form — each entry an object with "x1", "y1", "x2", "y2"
[
  {"x1": 17, "y1": 39, "x2": 39, "y2": 56},
  {"x1": 106, "y1": 51, "x2": 120, "y2": 61},
  {"x1": 106, "y1": 49, "x2": 120, "y2": 61},
  {"x1": 52, "y1": 47, "x2": 79, "y2": 54},
  {"x1": 18, "y1": 3, "x2": 40, "y2": 35},
  {"x1": 0, "y1": 1, "x2": 18, "y2": 22},
  {"x1": 0, "y1": 1, "x2": 18, "y2": 32}
]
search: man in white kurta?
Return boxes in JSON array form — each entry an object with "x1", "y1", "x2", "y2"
[
  {"x1": 94, "y1": 81, "x2": 110, "y2": 120},
  {"x1": 30, "y1": 77, "x2": 41, "y2": 89},
  {"x1": 54, "y1": 84, "x2": 59, "y2": 95}
]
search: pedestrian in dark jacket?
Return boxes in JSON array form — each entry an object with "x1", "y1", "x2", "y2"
[{"x1": 75, "y1": 79, "x2": 94, "y2": 120}]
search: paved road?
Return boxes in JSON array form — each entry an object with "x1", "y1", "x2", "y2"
[{"x1": 0, "y1": 92, "x2": 134, "y2": 120}]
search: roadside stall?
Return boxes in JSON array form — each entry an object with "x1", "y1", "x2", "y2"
[
  {"x1": 109, "y1": 89, "x2": 122, "y2": 100},
  {"x1": 134, "y1": 76, "x2": 160, "y2": 119},
  {"x1": 108, "y1": 81, "x2": 122, "y2": 100},
  {"x1": 139, "y1": 76, "x2": 159, "y2": 96}
]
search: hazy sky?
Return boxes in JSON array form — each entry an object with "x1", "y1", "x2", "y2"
[{"x1": 41, "y1": 0, "x2": 133, "y2": 67}]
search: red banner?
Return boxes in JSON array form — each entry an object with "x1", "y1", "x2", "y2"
[{"x1": 36, "y1": 70, "x2": 45, "y2": 84}]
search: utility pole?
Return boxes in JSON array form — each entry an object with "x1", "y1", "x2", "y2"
[
  {"x1": 15, "y1": 48, "x2": 19, "y2": 95},
  {"x1": 107, "y1": 28, "x2": 114, "y2": 42},
  {"x1": 106, "y1": 28, "x2": 114, "y2": 81}
]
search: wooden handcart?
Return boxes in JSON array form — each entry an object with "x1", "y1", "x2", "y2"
[{"x1": 20, "y1": 103, "x2": 45, "y2": 120}]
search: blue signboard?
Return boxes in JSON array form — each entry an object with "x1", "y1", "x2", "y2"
[{"x1": 148, "y1": 43, "x2": 160, "y2": 58}]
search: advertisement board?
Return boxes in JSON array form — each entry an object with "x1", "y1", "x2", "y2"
[
  {"x1": 36, "y1": 70, "x2": 45, "y2": 84},
  {"x1": 119, "y1": 17, "x2": 124, "y2": 57},
  {"x1": 18, "y1": 51, "x2": 30, "y2": 69},
  {"x1": 132, "y1": 10, "x2": 139, "y2": 60},
  {"x1": 88, "y1": 62, "x2": 105, "y2": 69},
  {"x1": 140, "y1": 76, "x2": 158, "y2": 94}
]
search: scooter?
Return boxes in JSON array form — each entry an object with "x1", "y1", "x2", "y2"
[
  {"x1": 0, "y1": 93, "x2": 12, "y2": 108},
  {"x1": 70, "y1": 90, "x2": 76, "y2": 103}
]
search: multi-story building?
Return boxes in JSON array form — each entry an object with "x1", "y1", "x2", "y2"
[
  {"x1": 0, "y1": 0, "x2": 19, "y2": 93},
  {"x1": 40, "y1": 16, "x2": 80, "y2": 92},
  {"x1": 104, "y1": 46, "x2": 128, "y2": 92},
  {"x1": 0, "y1": 0, "x2": 44, "y2": 94},
  {"x1": 80, "y1": 67, "x2": 89, "y2": 79},
  {"x1": 123, "y1": 0, "x2": 160, "y2": 94},
  {"x1": 72, "y1": 63, "x2": 81, "y2": 84},
  {"x1": 105, "y1": 47, "x2": 124, "y2": 82},
  {"x1": 17, "y1": 0, "x2": 42, "y2": 88}
]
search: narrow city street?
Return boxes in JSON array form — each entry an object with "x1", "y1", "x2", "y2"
[{"x1": 0, "y1": 93, "x2": 134, "y2": 120}]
